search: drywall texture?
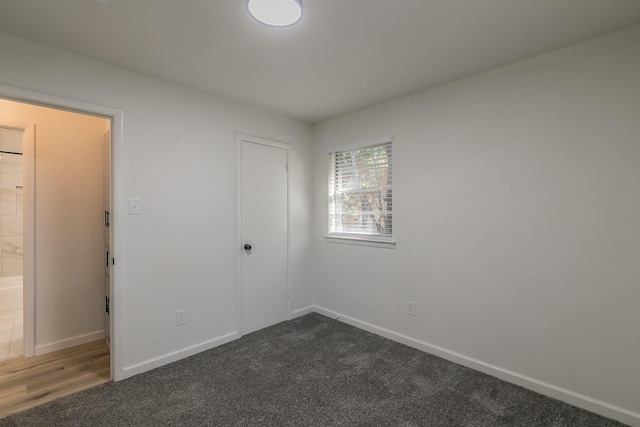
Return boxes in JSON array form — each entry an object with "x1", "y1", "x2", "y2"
[
  {"x1": 312, "y1": 26, "x2": 640, "y2": 416},
  {"x1": 0, "y1": 32, "x2": 314, "y2": 372},
  {"x1": 0, "y1": 101, "x2": 107, "y2": 351}
]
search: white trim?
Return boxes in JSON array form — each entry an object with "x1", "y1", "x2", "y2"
[
  {"x1": 23, "y1": 125, "x2": 36, "y2": 357},
  {"x1": 238, "y1": 133, "x2": 291, "y2": 150},
  {"x1": 109, "y1": 113, "x2": 124, "y2": 381},
  {"x1": 236, "y1": 137, "x2": 243, "y2": 336},
  {"x1": 311, "y1": 306, "x2": 640, "y2": 427},
  {"x1": 291, "y1": 305, "x2": 314, "y2": 318},
  {"x1": 286, "y1": 148, "x2": 293, "y2": 320},
  {"x1": 122, "y1": 331, "x2": 239, "y2": 379},
  {"x1": 325, "y1": 235, "x2": 396, "y2": 249},
  {"x1": 35, "y1": 330, "x2": 105, "y2": 356},
  {"x1": 328, "y1": 135, "x2": 393, "y2": 153},
  {"x1": 0, "y1": 83, "x2": 125, "y2": 381},
  {"x1": 109, "y1": 112, "x2": 124, "y2": 381},
  {"x1": 236, "y1": 133, "x2": 292, "y2": 337}
]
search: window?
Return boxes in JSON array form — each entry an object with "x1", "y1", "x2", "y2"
[{"x1": 328, "y1": 136, "x2": 394, "y2": 247}]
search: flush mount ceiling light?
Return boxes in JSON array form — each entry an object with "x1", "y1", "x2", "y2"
[{"x1": 247, "y1": 0, "x2": 303, "y2": 27}]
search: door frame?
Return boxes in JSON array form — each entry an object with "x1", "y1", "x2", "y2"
[
  {"x1": 236, "y1": 133, "x2": 292, "y2": 336},
  {"x1": 0, "y1": 83, "x2": 124, "y2": 381}
]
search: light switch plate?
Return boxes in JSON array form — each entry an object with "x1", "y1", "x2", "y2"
[
  {"x1": 129, "y1": 198, "x2": 142, "y2": 215},
  {"x1": 176, "y1": 309, "x2": 186, "y2": 326}
]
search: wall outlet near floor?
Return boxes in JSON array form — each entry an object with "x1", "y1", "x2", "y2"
[
  {"x1": 407, "y1": 301, "x2": 415, "y2": 316},
  {"x1": 176, "y1": 309, "x2": 186, "y2": 326}
]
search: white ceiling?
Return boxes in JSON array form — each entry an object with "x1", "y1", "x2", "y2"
[{"x1": 1, "y1": 0, "x2": 639, "y2": 123}]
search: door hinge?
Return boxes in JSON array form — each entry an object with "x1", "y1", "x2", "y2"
[
  {"x1": 104, "y1": 210, "x2": 110, "y2": 228},
  {"x1": 105, "y1": 296, "x2": 110, "y2": 315},
  {"x1": 106, "y1": 250, "x2": 110, "y2": 268}
]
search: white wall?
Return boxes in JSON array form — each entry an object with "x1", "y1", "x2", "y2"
[
  {"x1": 0, "y1": 100, "x2": 107, "y2": 352},
  {"x1": 312, "y1": 25, "x2": 640, "y2": 422},
  {"x1": 0, "y1": 32, "x2": 314, "y2": 375}
]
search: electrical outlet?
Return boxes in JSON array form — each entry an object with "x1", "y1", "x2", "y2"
[
  {"x1": 176, "y1": 309, "x2": 186, "y2": 326},
  {"x1": 407, "y1": 301, "x2": 415, "y2": 316}
]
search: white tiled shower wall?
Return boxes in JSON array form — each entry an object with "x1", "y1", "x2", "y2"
[
  {"x1": 0, "y1": 127, "x2": 23, "y2": 282},
  {"x1": 0, "y1": 127, "x2": 23, "y2": 359}
]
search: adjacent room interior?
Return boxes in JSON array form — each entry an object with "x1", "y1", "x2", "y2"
[
  {"x1": 0, "y1": 100, "x2": 112, "y2": 416},
  {"x1": 0, "y1": 0, "x2": 639, "y2": 425}
]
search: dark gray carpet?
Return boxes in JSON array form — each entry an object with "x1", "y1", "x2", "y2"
[{"x1": 0, "y1": 313, "x2": 626, "y2": 426}]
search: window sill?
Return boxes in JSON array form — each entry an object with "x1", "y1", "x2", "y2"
[{"x1": 325, "y1": 235, "x2": 396, "y2": 249}]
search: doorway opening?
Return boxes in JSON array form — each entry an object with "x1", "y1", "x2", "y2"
[{"x1": 0, "y1": 94, "x2": 118, "y2": 382}]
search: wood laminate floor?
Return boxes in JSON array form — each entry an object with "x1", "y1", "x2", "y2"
[
  {"x1": 0, "y1": 310, "x2": 23, "y2": 362},
  {"x1": 0, "y1": 339, "x2": 110, "y2": 419}
]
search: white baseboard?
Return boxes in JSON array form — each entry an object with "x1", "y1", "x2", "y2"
[
  {"x1": 122, "y1": 331, "x2": 239, "y2": 379},
  {"x1": 122, "y1": 309, "x2": 313, "y2": 380},
  {"x1": 291, "y1": 305, "x2": 314, "y2": 319},
  {"x1": 312, "y1": 306, "x2": 640, "y2": 427},
  {"x1": 35, "y1": 330, "x2": 105, "y2": 356}
]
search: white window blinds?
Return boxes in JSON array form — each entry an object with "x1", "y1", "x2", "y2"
[{"x1": 328, "y1": 138, "x2": 392, "y2": 240}]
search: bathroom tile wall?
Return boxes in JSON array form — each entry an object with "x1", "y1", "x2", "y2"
[{"x1": 0, "y1": 127, "x2": 23, "y2": 278}]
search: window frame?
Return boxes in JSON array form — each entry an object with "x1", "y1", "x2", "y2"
[{"x1": 326, "y1": 136, "x2": 396, "y2": 249}]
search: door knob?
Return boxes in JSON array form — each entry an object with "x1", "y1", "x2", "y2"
[{"x1": 244, "y1": 244, "x2": 252, "y2": 251}]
